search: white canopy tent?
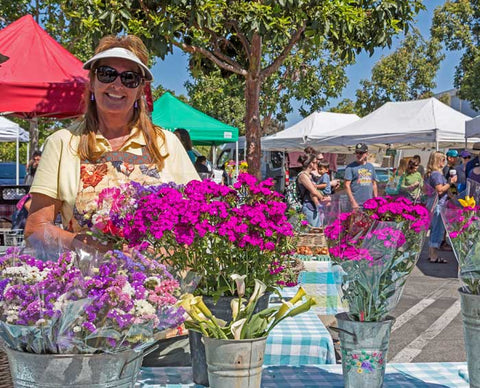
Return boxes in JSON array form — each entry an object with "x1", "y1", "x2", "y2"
[
  {"x1": 262, "y1": 111, "x2": 359, "y2": 151},
  {"x1": 309, "y1": 98, "x2": 476, "y2": 149},
  {"x1": 466, "y1": 115, "x2": 480, "y2": 139},
  {"x1": 0, "y1": 116, "x2": 30, "y2": 185}
]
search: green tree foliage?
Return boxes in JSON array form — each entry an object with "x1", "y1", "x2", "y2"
[
  {"x1": 431, "y1": 0, "x2": 480, "y2": 110},
  {"x1": 333, "y1": 29, "x2": 443, "y2": 116},
  {"x1": 329, "y1": 98, "x2": 356, "y2": 114},
  {"x1": 185, "y1": 71, "x2": 246, "y2": 135},
  {"x1": 57, "y1": 0, "x2": 423, "y2": 176}
]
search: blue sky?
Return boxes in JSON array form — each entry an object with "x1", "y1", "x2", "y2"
[{"x1": 150, "y1": 0, "x2": 462, "y2": 126}]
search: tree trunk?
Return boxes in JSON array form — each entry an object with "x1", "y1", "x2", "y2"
[
  {"x1": 29, "y1": 118, "x2": 39, "y2": 159},
  {"x1": 245, "y1": 34, "x2": 262, "y2": 180}
]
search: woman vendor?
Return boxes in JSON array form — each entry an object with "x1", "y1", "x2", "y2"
[{"x1": 25, "y1": 35, "x2": 199, "y2": 253}]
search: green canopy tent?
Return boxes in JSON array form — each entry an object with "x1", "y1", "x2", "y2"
[{"x1": 152, "y1": 92, "x2": 239, "y2": 146}]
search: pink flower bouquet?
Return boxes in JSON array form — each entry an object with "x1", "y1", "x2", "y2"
[
  {"x1": 81, "y1": 174, "x2": 296, "y2": 298},
  {"x1": 441, "y1": 195, "x2": 480, "y2": 294},
  {"x1": 325, "y1": 196, "x2": 430, "y2": 321}
]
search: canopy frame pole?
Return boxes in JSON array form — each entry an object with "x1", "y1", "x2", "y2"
[
  {"x1": 16, "y1": 125, "x2": 19, "y2": 185},
  {"x1": 235, "y1": 141, "x2": 239, "y2": 180}
]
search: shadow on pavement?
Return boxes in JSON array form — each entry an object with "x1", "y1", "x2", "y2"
[{"x1": 416, "y1": 242, "x2": 458, "y2": 279}]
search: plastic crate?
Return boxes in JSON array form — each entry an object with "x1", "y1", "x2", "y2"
[{"x1": 1, "y1": 229, "x2": 24, "y2": 247}]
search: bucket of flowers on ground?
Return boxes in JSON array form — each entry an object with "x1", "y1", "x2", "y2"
[{"x1": 0, "y1": 247, "x2": 186, "y2": 387}]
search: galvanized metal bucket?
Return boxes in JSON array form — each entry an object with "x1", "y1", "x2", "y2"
[
  {"x1": 5, "y1": 344, "x2": 157, "y2": 388},
  {"x1": 334, "y1": 312, "x2": 394, "y2": 388},
  {"x1": 190, "y1": 294, "x2": 270, "y2": 386},
  {"x1": 204, "y1": 336, "x2": 266, "y2": 388},
  {"x1": 459, "y1": 288, "x2": 480, "y2": 387}
]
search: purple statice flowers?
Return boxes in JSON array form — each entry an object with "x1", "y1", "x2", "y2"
[{"x1": 0, "y1": 248, "x2": 184, "y2": 354}]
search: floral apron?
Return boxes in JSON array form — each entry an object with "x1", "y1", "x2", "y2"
[{"x1": 68, "y1": 147, "x2": 163, "y2": 233}]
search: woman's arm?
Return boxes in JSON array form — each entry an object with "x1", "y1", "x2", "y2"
[
  {"x1": 25, "y1": 193, "x2": 76, "y2": 250},
  {"x1": 298, "y1": 173, "x2": 323, "y2": 200}
]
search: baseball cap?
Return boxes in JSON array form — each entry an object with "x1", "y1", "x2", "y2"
[
  {"x1": 460, "y1": 150, "x2": 472, "y2": 158},
  {"x1": 446, "y1": 149, "x2": 459, "y2": 158},
  {"x1": 473, "y1": 142, "x2": 480, "y2": 151},
  {"x1": 83, "y1": 47, "x2": 154, "y2": 81},
  {"x1": 355, "y1": 143, "x2": 368, "y2": 153}
]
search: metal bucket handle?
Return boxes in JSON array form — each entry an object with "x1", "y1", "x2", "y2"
[
  {"x1": 329, "y1": 326, "x2": 358, "y2": 344},
  {"x1": 119, "y1": 343, "x2": 159, "y2": 378}
]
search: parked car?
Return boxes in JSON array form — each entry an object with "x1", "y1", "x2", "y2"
[{"x1": 0, "y1": 162, "x2": 26, "y2": 185}]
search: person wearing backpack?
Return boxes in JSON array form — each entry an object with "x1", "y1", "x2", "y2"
[{"x1": 296, "y1": 153, "x2": 324, "y2": 227}]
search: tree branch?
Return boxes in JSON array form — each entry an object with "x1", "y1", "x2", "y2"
[
  {"x1": 192, "y1": 23, "x2": 246, "y2": 73},
  {"x1": 261, "y1": 23, "x2": 306, "y2": 80},
  {"x1": 226, "y1": 20, "x2": 251, "y2": 57},
  {"x1": 172, "y1": 40, "x2": 248, "y2": 76}
]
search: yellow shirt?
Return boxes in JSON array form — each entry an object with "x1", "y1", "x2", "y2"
[{"x1": 30, "y1": 124, "x2": 200, "y2": 226}]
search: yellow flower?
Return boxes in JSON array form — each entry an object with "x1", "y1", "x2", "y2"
[
  {"x1": 357, "y1": 368, "x2": 363, "y2": 374},
  {"x1": 459, "y1": 196, "x2": 476, "y2": 209},
  {"x1": 289, "y1": 287, "x2": 306, "y2": 305}
]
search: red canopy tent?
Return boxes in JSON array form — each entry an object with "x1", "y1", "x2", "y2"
[{"x1": 0, "y1": 15, "x2": 88, "y2": 118}]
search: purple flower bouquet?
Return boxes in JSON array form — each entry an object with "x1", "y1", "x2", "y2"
[
  {"x1": 0, "y1": 248, "x2": 185, "y2": 354},
  {"x1": 325, "y1": 196, "x2": 430, "y2": 321},
  {"x1": 82, "y1": 174, "x2": 296, "y2": 298}
]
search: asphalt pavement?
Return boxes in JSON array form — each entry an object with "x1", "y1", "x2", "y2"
[{"x1": 388, "y1": 241, "x2": 465, "y2": 363}]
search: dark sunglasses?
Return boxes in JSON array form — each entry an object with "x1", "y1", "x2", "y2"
[{"x1": 95, "y1": 65, "x2": 143, "y2": 88}]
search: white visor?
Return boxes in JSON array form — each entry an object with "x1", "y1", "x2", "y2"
[{"x1": 83, "y1": 47, "x2": 153, "y2": 81}]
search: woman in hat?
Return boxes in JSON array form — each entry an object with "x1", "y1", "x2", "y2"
[{"x1": 25, "y1": 35, "x2": 199, "y2": 253}]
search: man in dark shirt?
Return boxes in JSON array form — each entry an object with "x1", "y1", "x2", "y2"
[
  {"x1": 443, "y1": 149, "x2": 466, "y2": 192},
  {"x1": 465, "y1": 143, "x2": 480, "y2": 180}
]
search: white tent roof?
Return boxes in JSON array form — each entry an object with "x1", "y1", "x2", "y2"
[
  {"x1": 310, "y1": 98, "x2": 475, "y2": 148},
  {"x1": 0, "y1": 116, "x2": 29, "y2": 142},
  {"x1": 466, "y1": 115, "x2": 480, "y2": 138},
  {"x1": 262, "y1": 111, "x2": 359, "y2": 151}
]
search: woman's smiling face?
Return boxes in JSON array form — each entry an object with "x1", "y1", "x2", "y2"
[{"x1": 90, "y1": 57, "x2": 143, "y2": 117}]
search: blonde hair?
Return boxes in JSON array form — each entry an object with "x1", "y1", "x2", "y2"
[
  {"x1": 426, "y1": 151, "x2": 445, "y2": 175},
  {"x1": 396, "y1": 158, "x2": 409, "y2": 176},
  {"x1": 77, "y1": 35, "x2": 168, "y2": 170}
]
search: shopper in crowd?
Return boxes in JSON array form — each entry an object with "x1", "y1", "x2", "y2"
[
  {"x1": 443, "y1": 149, "x2": 466, "y2": 192},
  {"x1": 466, "y1": 143, "x2": 480, "y2": 180},
  {"x1": 412, "y1": 155, "x2": 425, "y2": 177},
  {"x1": 399, "y1": 159, "x2": 423, "y2": 201},
  {"x1": 24, "y1": 150, "x2": 42, "y2": 185},
  {"x1": 296, "y1": 153, "x2": 324, "y2": 227},
  {"x1": 424, "y1": 151, "x2": 457, "y2": 264},
  {"x1": 174, "y1": 128, "x2": 196, "y2": 164},
  {"x1": 344, "y1": 143, "x2": 378, "y2": 209}
]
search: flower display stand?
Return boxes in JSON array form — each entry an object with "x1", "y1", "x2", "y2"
[{"x1": 335, "y1": 313, "x2": 394, "y2": 388}]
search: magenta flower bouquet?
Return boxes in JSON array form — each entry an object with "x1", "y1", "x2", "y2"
[
  {"x1": 0, "y1": 247, "x2": 185, "y2": 354},
  {"x1": 441, "y1": 195, "x2": 480, "y2": 294},
  {"x1": 324, "y1": 196, "x2": 430, "y2": 321},
  {"x1": 83, "y1": 174, "x2": 295, "y2": 298}
]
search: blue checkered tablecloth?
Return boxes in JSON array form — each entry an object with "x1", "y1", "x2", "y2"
[
  {"x1": 264, "y1": 310, "x2": 335, "y2": 366},
  {"x1": 137, "y1": 362, "x2": 469, "y2": 387},
  {"x1": 278, "y1": 261, "x2": 347, "y2": 315}
]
